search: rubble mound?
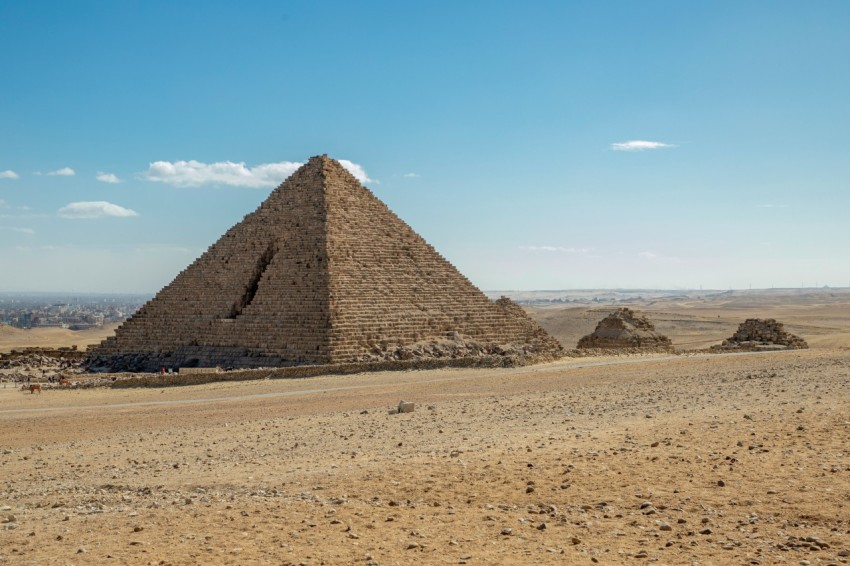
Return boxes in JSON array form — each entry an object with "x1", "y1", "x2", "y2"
[
  {"x1": 577, "y1": 308, "x2": 673, "y2": 352},
  {"x1": 713, "y1": 319, "x2": 808, "y2": 351},
  {"x1": 0, "y1": 347, "x2": 85, "y2": 384}
]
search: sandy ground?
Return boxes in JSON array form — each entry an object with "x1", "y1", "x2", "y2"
[
  {"x1": 2, "y1": 290, "x2": 850, "y2": 564},
  {"x1": 1, "y1": 349, "x2": 849, "y2": 565}
]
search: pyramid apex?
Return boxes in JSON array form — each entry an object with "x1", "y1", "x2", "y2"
[
  {"x1": 301, "y1": 154, "x2": 359, "y2": 184},
  {"x1": 307, "y1": 153, "x2": 333, "y2": 165}
]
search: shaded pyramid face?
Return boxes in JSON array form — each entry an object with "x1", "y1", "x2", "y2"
[{"x1": 89, "y1": 156, "x2": 562, "y2": 371}]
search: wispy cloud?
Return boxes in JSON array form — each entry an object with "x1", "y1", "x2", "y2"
[
  {"x1": 144, "y1": 158, "x2": 373, "y2": 188},
  {"x1": 610, "y1": 140, "x2": 675, "y2": 152},
  {"x1": 756, "y1": 204, "x2": 788, "y2": 208},
  {"x1": 403, "y1": 172, "x2": 420, "y2": 178},
  {"x1": 0, "y1": 226, "x2": 35, "y2": 235},
  {"x1": 0, "y1": 199, "x2": 6, "y2": 208},
  {"x1": 638, "y1": 251, "x2": 679, "y2": 262},
  {"x1": 0, "y1": 170, "x2": 19, "y2": 179},
  {"x1": 96, "y1": 171, "x2": 121, "y2": 184},
  {"x1": 134, "y1": 244, "x2": 193, "y2": 254},
  {"x1": 58, "y1": 201, "x2": 139, "y2": 219},
  {"x1": 0, "y1": 211, "x2": 48, "y2": 219},
  {"x1": 520, "y1": 245, "x2": 591, "y2": 254},
  {"x1": 47, "y1": 167, "x2": 76, "y2": 176}
]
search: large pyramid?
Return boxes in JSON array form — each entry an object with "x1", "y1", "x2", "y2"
[{"x1": 88, "y1": 155, "x2": 562, "y2": 372}]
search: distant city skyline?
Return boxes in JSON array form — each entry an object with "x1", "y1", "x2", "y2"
[{"x1": 1, "y1": 1, "x2": 848, "y2": 293}]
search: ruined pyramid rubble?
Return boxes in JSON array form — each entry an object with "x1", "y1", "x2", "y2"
[
  {"x1": 86, "y1": 155, "x2": 563, "y2": 372},
  {"x1": 576, "y1": 308, "x2": 673, "y2": 352},
  {"x1": 712, "y1": 318, "x2": 808, "y2": 351}
]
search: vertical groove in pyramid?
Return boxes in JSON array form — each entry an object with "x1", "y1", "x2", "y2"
[{"x1": 87, "y1": 155, "x2": 562, "y2": 372}]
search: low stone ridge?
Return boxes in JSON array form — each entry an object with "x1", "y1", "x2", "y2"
[
  {"x1": 576, "y1": 308, "x2": 673, "y2": 352},
  {"x1": 86, "y1": 155, "x2": 563, "y2": 372},
  {"x1": 713, "y1": 318, "x2": 808, "y2": 351}
]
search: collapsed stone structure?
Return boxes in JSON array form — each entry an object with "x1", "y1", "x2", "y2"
[
  {"x1": 0, "y1": 346, "x2": 85, "y2": 368},
  {"x1": 87, "y1": 155, "x2": 562, "y2": 372},
  {"x1": 713, "y1": 318, "x2": 808, "y2": 351},
  {"x1": 576, "y1": 308, "x2": 673, "y2": 352}
]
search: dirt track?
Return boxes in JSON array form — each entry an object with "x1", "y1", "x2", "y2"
[{"x1": 2, "y1": 348, "x2": 850, "y2": 564}]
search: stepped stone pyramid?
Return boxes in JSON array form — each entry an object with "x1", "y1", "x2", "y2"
[
  {"x1": 88, "y1": 155, "x2": 562, "y2": 372},
  {"x1": 576, "y1": 308, "x2": 673, "y2": 352}
]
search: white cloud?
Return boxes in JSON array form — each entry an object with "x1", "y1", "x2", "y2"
[
  {"x1": 0, "y1": 199, "x2": 6, "y2": 208},
  {"x1": 144, "y1": 158, "x2": 373, "y2": 188},
  {"x1": 58, "y1": 201, "x2": 139, "y2": 219},
  {"x1": 520, "y1": 245, "x2": 591, "y2": 254},
  {"x1": 96, "y1": 171, "x2": 121, "y2": 184},
  {"x1": 0, "y1": 226, "x2": 35, "y2": 235},
  {"x1": 403, "y1": 172, "x2": 420, "y2": 178},
  {"x1": 757, "y1": 204, "x2": 788, "y2": 208},
  {"x1": 47, "y1": 167, "x2": 76, "y2": 176},
  {"x1": 610, "y1": 140, "x2": 675, "y2": 152},
  {"x1": 0, "y1": 170, "x2": 19, "y2": 179},
  {"x1": 337, "y1": 160, "x2": 373, "y2": 183}
]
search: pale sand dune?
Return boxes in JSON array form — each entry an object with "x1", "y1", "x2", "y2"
[{"x1": 0, "y1": 323, "x2": 120, "y2": 353}]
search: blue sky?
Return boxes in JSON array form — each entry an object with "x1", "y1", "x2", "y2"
[{"x1": 1, "y1": 1, "x2": 848, "y2": 293}]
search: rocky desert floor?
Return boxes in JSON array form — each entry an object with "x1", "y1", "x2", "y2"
[
  {"x1": 1, "y1": 348, "x2": 849, "y2": 565},
  {"x1": 2, "y1": 289, "x2": 850, "y2": 565}
]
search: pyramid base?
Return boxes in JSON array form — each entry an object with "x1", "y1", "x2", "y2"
[
  {"x1": 105, "y1": 352, "x2": 561, "y2": 388},
  {"x1": 85, "y1": 345, "x2": 310, "y2": 373},
  {"x1": 86, "y1": 336, "x2": 564, "y2": 374}
]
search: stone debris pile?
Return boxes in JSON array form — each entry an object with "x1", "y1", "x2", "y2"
[
  {"x1": 0, "y1": 347, "x2": 85, "y2": 385},
  {"x1": 87, "y1": 155, "x2": 562, "y2": 372},
  {"x1": 576, "y1": 308, "x2": 673, "y2": 352},
  {"x1": 713, "y1": 318, "x2": 808, "y2": 351},
  {"x1": 0, "y1": 348, "x2": 83, "y2": 371}
]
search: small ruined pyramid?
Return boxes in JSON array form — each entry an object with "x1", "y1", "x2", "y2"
[
  {"x1": 88, "y1": 155, "x2": 562, "y2": 372},
  {"x1": 577, "y1": 308, "x2": 673, "y2": 351},
  {"x1": 713, "y1": 318, "x2": 808, "y2": 351}
]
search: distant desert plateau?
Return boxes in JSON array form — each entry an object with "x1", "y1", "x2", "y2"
[
  {"x1": 0, "y1": 323, "x2": 121, "y2": 355},
  {"x1": 1, "y1": 289, "x2": 849, "y2": 564}
]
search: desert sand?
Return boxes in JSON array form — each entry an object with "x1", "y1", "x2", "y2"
[
  {"x1": 1, "y1": 290, "x2": 849, "y2": 564},
  {"x1": 0, "y1": 324, "x2": 121, "y2": 355}
]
